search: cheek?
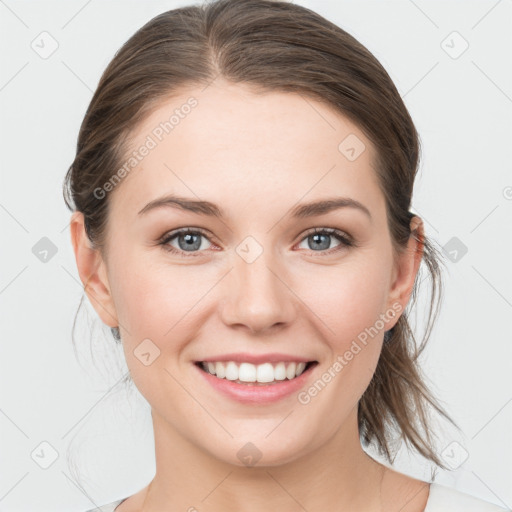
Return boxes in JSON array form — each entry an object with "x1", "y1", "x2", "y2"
[
  {"x1": 296, "y1": 257, "x2": 391, "y2": 345},
  {"x1": 292, "y1": 256, "x2": 392, "y2": 406},
  {"x1": 107, "y1": 254, "x2": 212, "y2": 398},
  {"x1": 108, "y1": 249, "x2": 221, "y2": 347}
]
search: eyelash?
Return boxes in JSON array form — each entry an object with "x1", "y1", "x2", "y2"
[{"x1": 158, "y1": 227, "x2": 355, "y2": 258}]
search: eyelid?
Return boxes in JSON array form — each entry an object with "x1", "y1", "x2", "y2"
[
  {"x1": 158, "y1": 226, "x2": 214, "y2": 242},
  {"x1": 299, "y1": 226, "x2": 353, "y2": 242}
]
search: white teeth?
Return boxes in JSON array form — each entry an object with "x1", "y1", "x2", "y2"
[
  {"x1": 215, "y1": 362, "x2": 226, "y2": 378},
  {"x1": 200, "y1": 360, "x2": 310, "y2": 383},
  {"x1": 273, "y1": 362, "x2": 287, "y2": 381},
  {"x1": 286, "y1": 362, "x2": 296, "y2": 380},
  {"x1": 225, "y1": 362, "x2": 238, "y2": 381},
  {"x1": 239, "y1": 362, "x2": 257, "y2": 382},
  {"x1": 256, "y1": 363, "x2": 274, "y2": 383}
]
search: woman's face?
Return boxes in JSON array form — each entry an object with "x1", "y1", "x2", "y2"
[{"x1": 72, "y1": 78, "x2": 420, "y2": 467}]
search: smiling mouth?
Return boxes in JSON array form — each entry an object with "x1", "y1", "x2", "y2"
[{"x1": 195, "y1": 360, "x2": 318, "y2": 385}]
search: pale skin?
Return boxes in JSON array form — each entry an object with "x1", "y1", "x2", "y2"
[{"x1": 71, "y1": 78, "x2": 430, "y2": 511}]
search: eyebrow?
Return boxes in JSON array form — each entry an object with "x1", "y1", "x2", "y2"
[{"x1": 137, "y1": 194, "x2": 372, "y2": 221}]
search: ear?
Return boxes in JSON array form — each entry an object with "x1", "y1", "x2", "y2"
[
  {"x1": 69, "y1": 211, "x2": 118, "y2": 328},
  {"x1": 385, "y1": 216, "x2": 424, "y2": 328}
]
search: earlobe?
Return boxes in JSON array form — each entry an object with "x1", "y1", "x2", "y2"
[
  {"x1": 385, "y1": 216, "x2": 425, "y2": 328},
  {"x1": 69, "y1": 211, "x2": 119, "y2": 328}
]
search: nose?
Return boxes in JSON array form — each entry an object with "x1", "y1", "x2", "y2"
[{"x1": 219, "y1": 246, "x2": 297, "y2": 334}]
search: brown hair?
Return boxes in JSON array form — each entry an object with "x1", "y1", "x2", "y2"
[{"x1": 63, "y1": 0, "x2": 458, "y2": 469}]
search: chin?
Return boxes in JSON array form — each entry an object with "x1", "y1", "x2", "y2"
[{"x1": 210, "y1": 435, "x2": 313, "y2": 469}]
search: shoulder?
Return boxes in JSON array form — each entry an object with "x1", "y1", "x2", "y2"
[
  {"x1": 84, "y1": 484, "x2": 512, "y2": 512},
  {"x1": 425, "y1": 483, "x2": 511, "y2": 512},
  {"x1": 84, "y1": 497, "x2": 127, "y2": 512}
]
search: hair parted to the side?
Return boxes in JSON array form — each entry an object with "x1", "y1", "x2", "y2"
[{"x1": 63, "y1": 0, "x2": 459, "y2": 469}]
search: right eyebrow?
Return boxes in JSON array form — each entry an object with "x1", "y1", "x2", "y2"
[{"x1": 138, "y1": 194, "x2": 225, "y2": 218}]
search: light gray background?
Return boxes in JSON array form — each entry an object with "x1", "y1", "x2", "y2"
[{"x1": 0, "y1": 1, "x2": 511, "y2": 511}]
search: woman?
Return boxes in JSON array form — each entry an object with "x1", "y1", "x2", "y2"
[{"x1": 64, "y1": 0, "x2": 509, "y2": 510}]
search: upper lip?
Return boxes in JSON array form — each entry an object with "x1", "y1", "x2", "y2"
[{"x1": 196, "y1": 353, "x2": 316, "y2": 365}]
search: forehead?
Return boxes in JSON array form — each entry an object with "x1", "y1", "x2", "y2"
[{"x1": 110, "y1": 78, "x2": 384, "y2": 219}]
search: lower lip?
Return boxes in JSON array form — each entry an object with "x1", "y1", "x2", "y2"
[{"x1": 194, "y1": 363, "x2": 317, "y2": 404}]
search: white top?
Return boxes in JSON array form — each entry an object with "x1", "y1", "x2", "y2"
[
  {"x1": 88, "y1": 483, "x2": 511, "y2": 512},
  {"x1": 424, "y1": 483, "x2": 510, "y2": 511}
]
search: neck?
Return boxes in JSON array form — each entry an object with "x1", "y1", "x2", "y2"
[{"x1": 142, "y1": 406, "x2": 386, "y2": 512}]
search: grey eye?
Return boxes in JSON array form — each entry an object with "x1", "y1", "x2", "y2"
[
  {"x1": 298, "y1": 232, "x2": 342, "y2": 251},
  {"x1": 169, "y1": 232, "x2": 211, "y2": 252}
]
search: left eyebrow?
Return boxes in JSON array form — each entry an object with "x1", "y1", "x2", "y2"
[{"x1": 289, "y1": 197, "x2": 372, "y2": 221}]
